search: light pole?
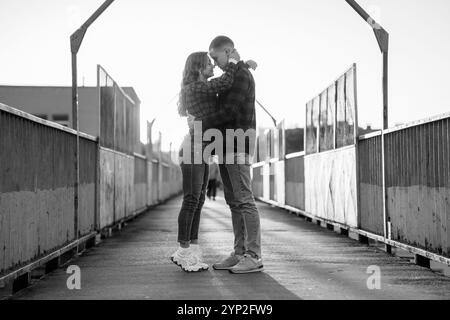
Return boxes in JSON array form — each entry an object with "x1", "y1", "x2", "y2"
[
  {"x1": 70, "y1": 0, "x2": 115, "y2": 239},
  {"x1": 344, "y1": 0, "x2": 391, "y2": 253},
  {"x1": 147, "y1": 118, "x2": 156, "y2": 157}
]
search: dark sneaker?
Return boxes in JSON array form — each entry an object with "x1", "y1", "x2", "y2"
[
  {"x1": 229, "y1": 254, "x2": 264, "y2": 274},
  {"x1": 212, "y1": 252, "x2": 244, "y2": 270}
]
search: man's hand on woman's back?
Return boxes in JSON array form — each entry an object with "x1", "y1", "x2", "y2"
[{"x1": 245, "y1": 60, "x2": 258, "y2": 70}]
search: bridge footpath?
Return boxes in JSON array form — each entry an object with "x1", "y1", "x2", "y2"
[{"x1": 10, "y1": 193, "x2": 450, "y2": 300}]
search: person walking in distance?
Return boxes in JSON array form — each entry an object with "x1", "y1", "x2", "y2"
[{"x1": 207, "y1": 156, "x2": 219, "y2": 201}]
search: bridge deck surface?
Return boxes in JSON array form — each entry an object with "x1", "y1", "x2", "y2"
[{"x1": 12, "y1": 192, "x2": 450, "y2": 300}]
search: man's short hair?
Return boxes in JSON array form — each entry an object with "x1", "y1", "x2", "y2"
[{"x1": 209, "y1": 36, "x2": 234, "y2": 51}]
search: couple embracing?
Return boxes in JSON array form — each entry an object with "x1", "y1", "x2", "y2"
[{"x1": 170, "y1": 36, "x2": 263, "y2": 274}]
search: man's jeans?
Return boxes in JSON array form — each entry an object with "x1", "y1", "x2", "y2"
[
  {"x1": 219, "y1": 153, "x2": 262, "y2": 259},
  {"x1": 178, "y1": 162, "x2": 209, "y2": 244}
]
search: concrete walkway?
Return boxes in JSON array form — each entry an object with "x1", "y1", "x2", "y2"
[{"x1": 12, "y1": 192, "x2": 450, "y2": 300}]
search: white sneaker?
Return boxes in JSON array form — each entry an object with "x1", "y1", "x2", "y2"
[
  {"x1": 170, "y1": 247, "x2": 207, "y2": 272},
  {"x1": 190, "y1": 245, "x2": 209, "y2": 270},
  {"x1": 170, "y1": 247, "x2": 188, "y2": 266}
]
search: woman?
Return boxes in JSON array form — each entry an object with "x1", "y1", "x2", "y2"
[{"x1": 170, "y1": 50, "x2": 255, "y2": 272}]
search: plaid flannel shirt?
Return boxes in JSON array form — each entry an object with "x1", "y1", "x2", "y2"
[
  {"x1": 184, "y1": 61, "x2": 256, "y2": 155},
  {"x1": 200, "y1": 61, "x2": 256, "y2": 133},
  {"x1": 201, "y1": 61, "x2": 256, "y2": 155},
  {"x1": 183, "y1": 62, "x2": 239, "y2": 126}
]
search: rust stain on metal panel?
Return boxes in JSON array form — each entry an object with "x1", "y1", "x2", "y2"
[
  {"x1": 79, "y1": 138, "x2": 97, "y2": 184},
  {"x1": 389, "y1": 185, "x2": 450, "y2": 258},
  {"x1": 79, "y1": 183, "x2": 96, "y2": 236},
  {"x1": 0, "y1": 188, "x2": 75, "y2": 273}
]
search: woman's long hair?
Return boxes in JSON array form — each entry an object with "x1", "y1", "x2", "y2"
[{"x1": 178, "y1": 52, "x2": 209, "y2": 117}]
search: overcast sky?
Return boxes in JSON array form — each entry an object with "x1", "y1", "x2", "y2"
[{"x1": 1, "y1": 0, "x2": 449, "y2": 150}]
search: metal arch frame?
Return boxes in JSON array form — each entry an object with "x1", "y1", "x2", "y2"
[
  {"x1": 344, "y1": 0, "x2": 389, "y2": 129},
  {"x1": 344, "y1": 0, "x2": 392, "y2": 253},
  {"x1": 70, "y1": 0, "x2": 115, "y2": 241}
]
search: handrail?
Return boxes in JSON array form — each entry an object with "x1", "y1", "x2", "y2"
[
  {"x1": 0, "y1": 103, "x2": 97, "y2": 142},
  {"x1": 285, "y1": 151, "x2": 305, "y2": 159},
  {"x1": 133, "y1": 152, "x2": 147, "y2": 160},
  {"x1": 359, "y1": 111, "x2": 450, "y2": 141}
]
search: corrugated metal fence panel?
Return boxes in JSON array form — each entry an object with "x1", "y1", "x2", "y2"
[
  {"x1": 269, "y1": 163, "x2": 275, "y2": 201},
  {"x1": 125, "y1": 156, "x2": 135, "y2": 217},
  {"x1": 146, "y1": 160, "x2": 154, "y2": 206},
  {"x1": 385, "y1": 118, "x2": 450, "y2": 257},
  {"x1": 251, "y1": 165, "x2": 264, "y2": 198},
  {"x1": 126, "y1": 99, "x2": 133, "y2": 155},
  {"x1": 0, "y1": 110, "x2": 75, "y2": 275},
  {"x1": 169, "y1": 166, "x2": 180, "y2": 198},
  {"x1": 152, "y1": 161, "x2": 159, "y2": 203},
  {"x1": 113, "y1": 153, "x2": 127, "y2": 222},
  {"x1": 134, "y1": 156, "x2": 147, "y2": 211},
  {"x1": 99, "y1": 149, "x2": 115, "y2": 229},
  {"x1": 358, "y1": 135, "x2": 384, "y2": 235},
  {"x1": 285, "y1": 155, "x2": 305, "y2": 211},
  {"x1": 114, "y1": 91, "x2": 125, "y2": 154},
  {"x1": 162, "y1": 165, "x2": 170, "y2": 201},
  {"x1": 79, "y1": 137, "x2": 97, "y2": 236}
]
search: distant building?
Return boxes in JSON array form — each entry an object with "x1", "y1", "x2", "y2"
[
  {"x1": 358, "y1": 124, "x2": 379, "y2": 136},
  {"x1": 0, "y1": 85, "x2": 140, "y2": 140}
]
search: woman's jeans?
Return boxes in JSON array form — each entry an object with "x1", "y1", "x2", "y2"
[{"x1": 177, "y1": 162, "x2": 209, "y2": 244}]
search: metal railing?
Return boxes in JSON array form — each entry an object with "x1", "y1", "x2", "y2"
[
  {"x1": 252, "y1": 112, "x2": 450, "y2": 265},
  {"x1": 0, "y1": 102, "x2": 182, "y2": 281},
  {"x1": 359, "y1": 114, "x2": 450, "y2": 257}
]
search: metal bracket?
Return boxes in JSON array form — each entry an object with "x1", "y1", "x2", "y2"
[
  {"x1": 373, "y1": 27, "x2": 389, "y2": 53},
  {"x1": 70, "y1": 27, "x2": 87, "y2": 54}
]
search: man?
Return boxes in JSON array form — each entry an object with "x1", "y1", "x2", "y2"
[{"x1": 203, "y1": 36, "x2": 263, "y2": 274}]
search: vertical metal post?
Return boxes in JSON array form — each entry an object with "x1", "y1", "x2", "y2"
[
  {"x1": 334, "y1": 81, "x2": 338, "y2": 150},
  {"x1": 72, "y1": 52, "x2": 80, "y2": 239},
  {"x1": 158, "y1": 131, "x2": 162, "y2": 203},
  {"x1": 113, "y1": 86, "x2": 117, "y2": 223},
  {"x1": 95, "y1": 66, "x2": 101, "y2": 232},
  {"x1": 304, "y1": 104, "x2": 308, "y2": 155},
  {"x1": 383, "y1": 52, "x2": 389, "y2": 130},
  {"x1": 316, "y1": 96, "x2": 321, "y2": 154},
  {"x1": 382, "y1": 51, "x2": 392, "y2": 253},
  {"x1": 353, "y1": 64, "x2": 362, "y2": 229},
  {"x1": 70, "y1": 0, "x2": 115, "y2": 241}
]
